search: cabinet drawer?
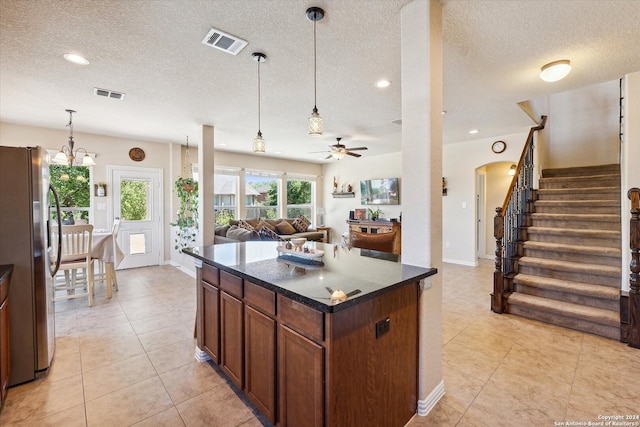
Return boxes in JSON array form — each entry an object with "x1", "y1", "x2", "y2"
[
  {"x1": 220, "y1": 270, "x2": 243, "y2": 299},
  {"x1": 245, "y1": 281, "x2": 275, "y2": 317},
  {"x1": 202, "y1": 263, "x2": 219, "y2": 286},
  {"x1": 278, "y1": 294, "x2": 324, "y2": 342}
]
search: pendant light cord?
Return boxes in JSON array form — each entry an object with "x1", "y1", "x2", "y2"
[
  {"x1": 257, "y1": 58, "x2": 262, "y2": 132},
  {"x1": 313, "y1": 18, "x2": 317, "y2": 110}
]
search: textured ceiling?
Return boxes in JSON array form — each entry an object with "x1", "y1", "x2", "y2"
[{"x1": 1, "y1": 0, "x2": 639, "y2": 163}]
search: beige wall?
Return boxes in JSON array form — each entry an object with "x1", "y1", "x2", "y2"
[{"x1": 483, "y1": 162, "x2": 516, "y2": 257}]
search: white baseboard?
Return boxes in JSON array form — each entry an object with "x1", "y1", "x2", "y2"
[
  {"x1": 194, "y1": 346, "x2": 211, "y2": 362},
  {"x1": 417, "y1": 380, "x2": 445, "y2": 416},
  {"x1": 442, "y1": 258, "x2": 478, "y2": 267},
  {"x1": 166, "y1": 260, "x2": 196, "y2": 278}
]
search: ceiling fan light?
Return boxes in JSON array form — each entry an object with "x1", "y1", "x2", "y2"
[
  {"x1": 540, "y1": 59, "x2": 571, "y2": 82},
  {"x1": 309, "y1": 108, "x2": 324, "y2": 136},
  {"x1": 331, "y1": 150, "x2": 346, "y2": 160},
  {"x1": 253, "y1": 131, "x2": 265, "y2": 154}
]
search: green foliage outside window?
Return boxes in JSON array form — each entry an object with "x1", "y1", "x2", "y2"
[
  {"x1": 120, "y1": 180, "x2": 148, "y2": 220},
  {"x1": 49, "y1": 165, "x2": 90, "y2": 220},
  {"x1": 171, "y1": 177, "x2": 199, "y2": 253}
]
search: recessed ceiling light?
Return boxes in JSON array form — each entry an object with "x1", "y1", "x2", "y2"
[
  {"x1": 63, "y1": 53, "x2": 89, "y2": 65},
  {"x1": 540, "y1": 59, "x2": 571, "y2": 82},
  {"x1": 376, "y1": 80, "x2": 391, "y2": 88},
  {"x1": 469, "y1": 129, "x2": 479, "y2": 134}
]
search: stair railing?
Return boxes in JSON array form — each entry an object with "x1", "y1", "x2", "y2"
[
  {"x1": 628, "y1": 187, "x2": 640, "y2": 348},
  {"x1": 492, "y1": 116, "x2": 547, "y2": 313}
]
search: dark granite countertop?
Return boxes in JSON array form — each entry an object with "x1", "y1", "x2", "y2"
[{"x1": 184, "y1": 241, "x2": 437, "y2": 313}]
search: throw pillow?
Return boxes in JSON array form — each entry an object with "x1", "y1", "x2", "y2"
[
  {"x1": 259, "y1": 226, "x2": 284, "y2": 241},
  {"x1": 214, "y1": 225, "x2": 230, "y2": 236},
  {"x1": 275, "y1": 220, "x2": 297, "y2": 235},
  {"x1": 238, "y1": 219, "x2": 255, "y2": 231},
  {"x1": 226, "y1": 225, "x2": 259, "y2": 242},
  {"x1": 254, "y1": 220, "x2": 275, "y2": 232},
  {"x1": 292, "y1": 215, "x2": 311, "y2": 233}
]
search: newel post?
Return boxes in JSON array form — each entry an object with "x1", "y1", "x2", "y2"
[
  {"x1": 492, "y1": 207, "x2": 504, "y2": 313},
  {"x1": 628, "y1": 188, "x2": 640, "y2": 348}
]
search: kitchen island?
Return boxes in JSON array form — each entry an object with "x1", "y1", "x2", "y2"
[{"x1": 184, "y1": 241, "x2": 437, "y2": 427}]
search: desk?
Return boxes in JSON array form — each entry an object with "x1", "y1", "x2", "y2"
[{"x1": 92, "y1": 231, "x2": 124, "y2": 298}]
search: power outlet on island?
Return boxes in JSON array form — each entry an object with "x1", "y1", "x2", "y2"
[{"x1": 375, "y1": 317, "x2": 390, "y2": 339}]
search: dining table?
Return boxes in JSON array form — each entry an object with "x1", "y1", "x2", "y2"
[{"x1": 92, "y1": 229, "x2": 125, "y2": 298}]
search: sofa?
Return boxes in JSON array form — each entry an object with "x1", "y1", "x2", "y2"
[{"x1": 214, "y1": 217, "x2": 324, "y2": 244}]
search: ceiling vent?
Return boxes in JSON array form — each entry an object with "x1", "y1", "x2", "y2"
[
  {"x1": 201, "y1": 27, "x2": 248, "y2": 55},
  {"x1": 94, "y1": 87, "x2": 125, "y2": 100}
]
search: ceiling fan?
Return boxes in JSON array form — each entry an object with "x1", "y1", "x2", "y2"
[{"x1": 310, "y1": 137, "x2": 368, "y2": 160}]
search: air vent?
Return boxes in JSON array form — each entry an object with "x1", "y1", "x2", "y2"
[
  {"x1": 94, "y1": 87, "x2": 125, "y2": 100},
  {"x1": 201, "y1": 27, "x2": 248, "y2": 55}
]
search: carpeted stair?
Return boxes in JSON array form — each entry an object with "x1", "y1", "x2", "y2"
[{"x1": 506, "y1": 164, "x2": 622, "y2": 340}]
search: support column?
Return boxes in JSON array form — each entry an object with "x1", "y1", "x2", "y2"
[
  {"x1": 401, "y1": 0, "x2": 444, "y2": 415},
  {"x1": 199, "y1": 125, "x2": 215, "y2": 247}
]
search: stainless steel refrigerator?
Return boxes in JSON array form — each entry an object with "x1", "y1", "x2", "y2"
[{"x1": 0, "y1": 146, "x2": 62, "y2": 386}]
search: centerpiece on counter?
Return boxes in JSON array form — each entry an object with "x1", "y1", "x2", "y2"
[{"x1": 276, "y1": 237, "x2": 325, "y2": 264}]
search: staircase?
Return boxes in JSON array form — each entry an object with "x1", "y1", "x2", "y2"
[{"x1": 506, "y1": 164, "x2": 622, "y2": 340}]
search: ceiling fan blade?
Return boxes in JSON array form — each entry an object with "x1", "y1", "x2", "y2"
[
  {"x1": 308, "y1": 150, "x2": 330, "y2": 154},
  {"x1": 345, "y1": 146, "x2": 368, "y2": 151},
  {"x1": 324, "y1": 154, "x2": 333, "y2": 159},
  {"x1": 346, "y1": 151, "x2": 362, "y2": 157}
]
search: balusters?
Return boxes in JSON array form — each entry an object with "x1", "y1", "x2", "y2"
[{"x1": 492, "y1": 207, "x2": 504, "y2": 313}]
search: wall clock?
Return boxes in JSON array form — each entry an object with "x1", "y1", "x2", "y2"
[
  {"x1": 491, "y1": 140, "x2": 506, "y2": 154},
  {"x1": 129, "y1": 147, "x2": 145, "y2": 162}
]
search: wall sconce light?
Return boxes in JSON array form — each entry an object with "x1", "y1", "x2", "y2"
[{"x1": 508, "y1": 164, "x2": 517, "y2": 176}]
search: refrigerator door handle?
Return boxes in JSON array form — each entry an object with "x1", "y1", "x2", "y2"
[{"x1": 48, "y1": 184, "x2": 62, "y2": 277}]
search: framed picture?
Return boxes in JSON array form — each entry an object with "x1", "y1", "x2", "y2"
[
  {"x1": 354, "y1": 208, "x2": 367, "y2": 220},
  {"x1": 360, "y1": 178, "x2": 399, "y2": 205}
]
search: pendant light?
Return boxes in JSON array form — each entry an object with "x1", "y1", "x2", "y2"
[
  {"x1": 252, "y1": 52, "x2": 267, "y2": 154},
  {"x1": 306, "y1": 7, "x2": 324, "y2": 136},
  {"x1": 53, "y1": 109, "x2": 96, "y2": 166}
]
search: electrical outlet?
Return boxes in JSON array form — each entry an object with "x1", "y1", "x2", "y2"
[{"x1": 375, "y1": 317, "x2": 390, "y2": 339}]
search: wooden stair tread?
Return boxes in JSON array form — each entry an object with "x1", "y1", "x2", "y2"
[
  {"x1": 527, "y1": 227, "x2": 620, "y2": 237},
  {"x1": 513, "y1": 274, "x2": 620, "y2": 300},
  {"x1": 522, "y1": 241, "x2": 621, "y2": 256},
  {"x1": 534, "y1": 200, "x2": 619, "y2": 206},
  {"x1": 537, "y1": 187, "x2": 620, "y2": 193},
  {"x1": 530, "y1": 213, "x2": 619, "y2": 221},
  {"x1": 508, "y1": 293, "x2": 619, "y2": 326},
  {"x1": 518, "y1": 256, "x2": 621, "y2": 276}
]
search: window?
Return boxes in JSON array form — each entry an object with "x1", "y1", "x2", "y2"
[
  {"x1": 49, "y1": 165, "x2": 91, "y2": 224},
  {"x1": 245, "y1": 170, "x2": 280, "y2": 220},
  {"x1": 119, "y1": 178, "x2": 150, "y2": 221},
  {"x1": 214, "y1": 170, "x2": 239, "y2": 225},
  {"x1": 286, "y1": 176, "x2": 315, "y2": 222}
]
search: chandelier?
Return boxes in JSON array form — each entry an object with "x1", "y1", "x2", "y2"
[{"x1": 53, "y1": 109, "x2": 95, "y2": 166}]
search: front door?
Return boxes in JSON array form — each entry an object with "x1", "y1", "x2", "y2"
[{"x1": 110, "y1": 166, "x2": 163, "y2": 269}]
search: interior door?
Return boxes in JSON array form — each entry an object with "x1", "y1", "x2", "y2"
[{"x1": 110, "y1": 166, "x2": 163, "y2": 269}]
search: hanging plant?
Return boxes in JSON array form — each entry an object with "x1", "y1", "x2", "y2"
[{"x1": 171, "y1": 176, "x2": 199, "y2": 253}]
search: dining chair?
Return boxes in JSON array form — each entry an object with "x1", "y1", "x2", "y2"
[
  {"x1": 52, "y1": 224, "x2": 95, "y2": 306},
  {"x1": 349, "y1": 230, "x2": 397, "y2": 253}
]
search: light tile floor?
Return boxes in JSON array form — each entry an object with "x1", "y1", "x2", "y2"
[{"x1": 1, "y1": 261, "x2": 638, "y2": 426}]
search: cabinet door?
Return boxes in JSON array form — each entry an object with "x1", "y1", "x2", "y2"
[
  {"x1": 244, "y1": 306, "x2": 276, "y2": 424},
  {"x1": 279, "y1": 324, "x2": 324, "y2": 427},
  {"x1": 221, "y1": 291, "x2": 244, "y2": 388},
  {"x1": 201, "y1": 281, "x2": 220, "y2": 364},
  {"x1": 0, "y1": 297, "x2": 9, "y2": 403}
]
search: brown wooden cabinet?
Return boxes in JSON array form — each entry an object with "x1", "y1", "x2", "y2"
[
  {"x1": 197, "y1": 265, "x2": 419, "y2": 427},
  {"x1": 278, "y1": 324, "x2": 324, "y2": 427},
  {"x1": 200, "y1": 264, "x2": 220, "y2": 363},
  {"x1": 245, "y1": 306, "x2": 276, "y2": 424},
  {"x1": 220, "y1": 291, "x2": 243, "y2": 388}
]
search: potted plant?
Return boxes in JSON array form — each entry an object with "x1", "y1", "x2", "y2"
[
  {"x1": 171, "y1": 176, "x2": 199, "y2": 253},
  {"x1": 368, "y1": 207, "x2": 382, "y2": 221}
]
